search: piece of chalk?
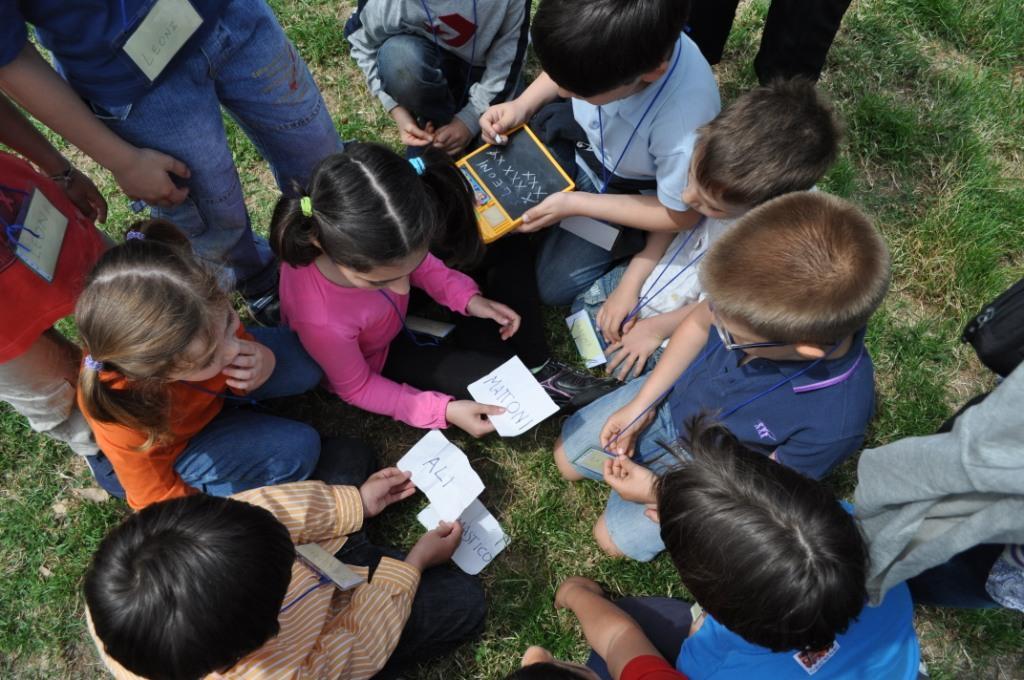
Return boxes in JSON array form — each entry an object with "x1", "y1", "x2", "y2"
[{"x1": 494, "y1": 134, "x2": 505, "y2": 144}]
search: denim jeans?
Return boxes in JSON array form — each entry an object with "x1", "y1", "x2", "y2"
[
  {"x1": 92, "y1": 0, "x2": 343, "y2": 298},
  {"x1": 585, "y1": 597, "x2": 692, "y2": 679},
  {"x1": 376, "y1": 34, "x2": 484, "y2": 129}
]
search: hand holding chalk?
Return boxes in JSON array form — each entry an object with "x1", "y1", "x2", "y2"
[
  {"x1": 493, "y1": 133, "x2": 505, "y2": 144},
  {"x1": 479, "y1": 100, "x2": 528, "y2": 144}
]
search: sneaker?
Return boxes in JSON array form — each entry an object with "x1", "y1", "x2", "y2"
[
  {"x1": 535, "y1": 360, "x2": 621, "y2": 414},
  {"x1": 246, "y1": 290, "x2": 281, "y2": 327}
]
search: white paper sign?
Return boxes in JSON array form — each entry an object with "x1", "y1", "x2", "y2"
[
  {"x1": 565, "y1": 310, "x2": 607, "y2": 368},
  {"x1": 467, "y1": 356, "x2": 559, "y2": 436},
  {"x1": 123, "y1": 0, "x2": 203, "y2": 81},
  {"x1": 560, "y1": 215, "x2": 620, "y2": 251},
  {"x1": 15, "y1": 189, "x2": 68, "y2": 282},
  {"x1": 418, "y1": 499, "x2": 511, "y2": 575},
  {"x1": 397, "y1": 430, "x2": 484, "y2": 521}
]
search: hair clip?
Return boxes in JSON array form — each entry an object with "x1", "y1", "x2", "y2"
[
  {"x1": 125, "y1": 231, "x2": 146, "y2": 241},
  {"x1": 409, "y1": 157, "x2": 426, "y2": 176},
  {"x1": 84, "y1": 354, "x2": 104, "y2": 371},
  {"x1": 300, "y1": 196, "x2": 313, "y2": 217}
]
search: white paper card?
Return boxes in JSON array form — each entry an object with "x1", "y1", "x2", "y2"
[
  {"x1": 15, "y1": 189, "x2": 68, "y2": 282},
  {"x1": 418, "y1": 499, "x2": 511, "y2": 575},
  {"x1": 123, "y1": 0, "x2": 203, "y2": 81},
  {"x1": 405, "y1": 315, "x2": 456, "y2": 339},
  {"x1": 467, "y1": 356, "x2": 559, "y2": 437},
  {"x1": 565, "y1": 310, "x2": 607, "y2": 368},
  {"x1": 560, "y1": 215, "x2": 620, "y2": 251},
  {"x1": 397, "y1": 430, "x2": 484, "y2": 521}
]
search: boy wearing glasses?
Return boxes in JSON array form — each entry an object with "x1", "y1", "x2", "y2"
[{"x1": 554, "y1": 191, "x2": 891, "y2": 561}]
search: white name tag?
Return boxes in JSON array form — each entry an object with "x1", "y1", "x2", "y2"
[
  {"x1": 295, "y1": 544, "x2": 365, "y2": 591},
  {"x1": 14, "y1": 189, "x2": 68, "y2": 283},
  {"x1": 565, "y1": 309, "x2": 607, "y2": 368},
  {"x1": 123, "y1": 0, "x2": 203, "y2": 82},
  {"x1": 560, "y1": 215, "x2": 620, "y2": 251}
]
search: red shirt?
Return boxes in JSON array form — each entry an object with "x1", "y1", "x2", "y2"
[
  {"x1": 622, "y1": 655, "x2": 689, "y2": 680},
  {"x1": 0, "y1": 152, "x2": 105, "y2": 362}
]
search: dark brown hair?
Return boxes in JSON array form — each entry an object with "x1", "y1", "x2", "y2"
[
  {"x1": 693, "y1": 79, "x2": 841, "y2": 209},
  {"x1": 700, "y1": 192, "x2": 890, "y2": 344}
]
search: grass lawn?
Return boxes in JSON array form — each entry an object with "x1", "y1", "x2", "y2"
[{"x1": 2, "y1": 0, "x2": 1023, "y2": 677}]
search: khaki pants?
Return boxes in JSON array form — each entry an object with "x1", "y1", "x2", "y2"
[{"x1": 0, "y1": 328, "x2": 97, "y2": 457}]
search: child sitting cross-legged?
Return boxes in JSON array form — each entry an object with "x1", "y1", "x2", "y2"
[
  {"x1": 555, "y1": 191, "x2": 891, "y2": 561},
  {"x1": 84, "y1": 449, "x2": 486, "y2": 679},
  {"x1": 575, "y1": 79, "x2": 841, "y2": 381}
]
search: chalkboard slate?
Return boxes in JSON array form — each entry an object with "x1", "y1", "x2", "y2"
[{"x1": 464, "y1": 127, "x2": 573, "y2": 221}]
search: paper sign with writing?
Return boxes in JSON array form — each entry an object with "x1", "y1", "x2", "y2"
[
  {"x1": 565, "y1": 310, "x2": 607, "y2": 368},
  {"x1": 467, "y1": 356, "x2": 559, "y2": 437},
  {"x1": 397, "y1": 430, "x2": 484, "y2": 521},
  {"x1": 14, "y1": 189, "x2": 68, "y2": 282},
  {"x1": 123, "y1": 0, "x2": 203, "y2": 81},
  {"x1": 418, "y1": 499, "x2": 511, "y2": 575}
]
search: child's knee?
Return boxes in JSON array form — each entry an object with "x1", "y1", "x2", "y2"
[
  {"x1": 274, "y1": 424, "x2": 321, "y2": 482},
  {"x1": 553, "y1": 437, "x2": 584, "y2": 481},
  {"x1": 593, "y1": 515, "x2": 625, "y2": 558}
]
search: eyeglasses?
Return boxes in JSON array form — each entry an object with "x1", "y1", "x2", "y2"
[{"x1": 710, "y1": 303, "x2": 788, "y2": 352}]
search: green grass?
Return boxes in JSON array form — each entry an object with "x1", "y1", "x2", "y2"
[{"x1": 2, "y1": 0, "x2": 1023, "y2": 677}]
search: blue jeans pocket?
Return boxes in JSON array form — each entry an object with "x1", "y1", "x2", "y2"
[{"x1": 88, "y1": 100, "x2": 133, "y2": 121}]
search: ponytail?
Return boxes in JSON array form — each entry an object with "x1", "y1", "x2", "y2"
[
  {"x1": 269, "y1": 194, "x2": 322, "y2": 266},
  {"x1": 418, "y1": 147, "x2": 485, "y2": 271}
]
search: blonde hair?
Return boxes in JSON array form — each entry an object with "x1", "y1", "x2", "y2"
[
  {"x1": 700, "y1": 192, "x2": 890, "y2": 344},
  {"x1": 75, "y1": 220, "x2": 230, "y2": 448}
]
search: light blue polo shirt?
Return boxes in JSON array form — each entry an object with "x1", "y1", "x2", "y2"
[
  {"x1": 666, "y1": 327, "x2": 875, "y2": 479},
  {"x1": 571, "y1": 32, "x2": 720, "y2": 211}
]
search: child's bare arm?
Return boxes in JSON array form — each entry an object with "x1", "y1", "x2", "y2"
[
  {"x1": 521, "y1": 191, "x2": 702, "y2": 233},
  {"x1": 555, "y1": 577, "x2": 666, "y2": 679},
  {"x1": 598, "y1": 231, "x2": 675, "y2": 343}
]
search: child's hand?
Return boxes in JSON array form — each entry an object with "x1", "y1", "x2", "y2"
[
  {"x1": 359, "y1": 468, "x2": 416, "y2": 518},
  {"x1": 405, "y1": 520, "x2": 463, "y2": 571},
  {"x1": 596, "y1": 287, "x2": 639, "y2": 344},
  {"x1": 389, "y1": 105, "x2": 435, "y2": 147},
  {"x1": 60, "y1": 167, "x2": 108, "y2": 223},
  {"x1": 479, "y1": 100, "x2": 528, "y2": 145},
  {"x1": 223, "y1": 339, "x2": 275, "y2": 392},
  {"x1": 446, "y1": 400, "x2": 504, "y2": 437},
  {"x1": 519, "y1": 192, "x2": 577, "y2": 233},
  {"x1": 111, "y1": 146, "x2": 191, "y2": 208},
  {"x1": 433, "y1": 119, "x2": 474, "y2": 156},
  {"x1": 603, "y1": 455, "x2": 658, "y2": 504},
  {"x1": 554, "y1": 576, "x2": 605, "y2": 610},
  {"x1": 466, "y1": 295, "x2": 521, "y2": 340},
  {"x1": 605, "y1": 318, "x2": 664, "y2": 381},
  {"x1": 600, "y1": 403, "x2": 655, "y2": 457}
]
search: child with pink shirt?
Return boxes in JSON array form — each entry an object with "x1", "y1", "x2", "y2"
[{"x1": 272, "y1": 143, "x2": 609, "y2": 437}]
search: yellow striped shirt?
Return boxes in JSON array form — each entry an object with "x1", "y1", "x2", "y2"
[{"x1": 87, "y1": 481, "x2": 422, "y2": 679}]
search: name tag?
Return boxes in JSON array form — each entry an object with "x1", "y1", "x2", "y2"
[
  {"x1": 560, "y1": 215, "x2": 620, "y2": 251},
  {"x1": 123, "y1": 0, "x2": 203, "y2": 82},
  {"x1": 295, "y1": 544, "x2": 365, "y2": 591},
  {"x1": 14, "y1": 189, "x2": 68, "y2": 283},
  {"x1": 565, "y1": 309, "x2": 606, "y2": 368}
]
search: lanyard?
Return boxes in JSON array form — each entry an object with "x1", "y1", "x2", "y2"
[
  {"x1": 418, "y1": 0, "x2": 479, "y2": 109},
  {"x1": 179, "y1": 381, "x2": 260, "y2": 406},
  {"x1": 0, "y1": 183, "x2": 34, "y2": 253},
  {"x1": 279, "y1": 572, "x2": 332, "y2": 614},
  {"x1": 596, "y1": 39, "x2": 682, "y2": 195},
  {"x1": 378, "y1": 289, "x2": 441, "y2": 347},
  {"x1": 620, "y1": 218, "x2": 706, "y2": 329}
]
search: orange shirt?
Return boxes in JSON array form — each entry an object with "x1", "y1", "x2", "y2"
[{"x1": 78, "y1": 327, "x2": 254, "y2": 510}]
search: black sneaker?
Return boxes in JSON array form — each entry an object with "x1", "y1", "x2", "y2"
[
  {"x1": 246, "y1": 290, "x2": 281, "y2": 327},
  {"x1": 535, "y1": 360, "x2": 621, "y2": 414}
]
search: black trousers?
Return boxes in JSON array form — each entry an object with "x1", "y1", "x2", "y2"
[{"x1": 687, "y1": 0, "x2": 853, "y2": 83}]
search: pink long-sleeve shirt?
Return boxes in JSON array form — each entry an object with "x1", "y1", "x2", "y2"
[{"x1": 279, "y1": 254, "x2": 480, "y2": 429}]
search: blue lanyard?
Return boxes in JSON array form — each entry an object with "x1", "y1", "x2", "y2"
[
  {"x1": 179, "y1": 381, "x2": 260, "y2": 406},
  {"x1": 0, "y1": 183, "x2": 34, "y2": 253},
  {"x1": 418, "y1": 0, "x2": 479, "y2": 109},
  {"x1": 378, "y1": 289, "x2": 441, "y2": 347},
  {"x1": 620, "y1": 219, "x2": 706, "y2": 329},
  {"x1": 596, "y1": 39, "x2": 682, "y2": 194},
  {"x1": 279, "y1": 572, "x2": 332, "y2": 614}
]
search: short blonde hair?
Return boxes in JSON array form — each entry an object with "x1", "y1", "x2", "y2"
[{"x1": 700, "y1": 192, "x2": 890, "y2": 344}]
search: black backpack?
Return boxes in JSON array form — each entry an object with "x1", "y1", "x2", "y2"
[{"x1": 962, "y1": 276, "x2": 1024, "y2": 377}]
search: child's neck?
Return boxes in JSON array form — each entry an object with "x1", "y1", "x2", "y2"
[{"x1": 314, "y1": 254, "x2": 356, "y2": 288}]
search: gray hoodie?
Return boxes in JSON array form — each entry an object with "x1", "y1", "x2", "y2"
[
  {"x1": 855, "y1": 364, "x2": 1024, "y2": 604},
  {"x1": 347, "y1": 0, "x2": 530, "y2": 135}
]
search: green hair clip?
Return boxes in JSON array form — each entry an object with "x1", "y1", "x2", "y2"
[{"x1": 300, "y1": 196, "x2": 313, "y2": 217}]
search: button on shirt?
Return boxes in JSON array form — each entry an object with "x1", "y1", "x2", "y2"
[
  {"x1": 666, "y1": 328, "x2": 875, "y2": 479},
  {"x1": 571, "y1": 32, "x2": 720, "y2": 211}
]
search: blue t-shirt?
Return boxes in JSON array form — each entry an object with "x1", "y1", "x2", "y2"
[
  {"x1": 0, "y1": 0, "x2": 228, "y2": 106},
  {"x1": 676, "y1": 571, "x2": 919, "y2": 678},
  {"x1": 666, "y1": 328, "x2": 874, "y2": 479}
]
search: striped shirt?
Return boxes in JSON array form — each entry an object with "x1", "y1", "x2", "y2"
[{"x1": 87, "y1": 481, "x2": 422, "y2": 679}]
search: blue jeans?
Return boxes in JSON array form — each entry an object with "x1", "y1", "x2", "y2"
[
  {"x1": 376, "y1": 34, "x2": 484, "y2": 128},
  {"x1": 92, "y1": 0, "x2": 343, "y2": 298},
  {"x1": 559, "y1": 376, "x2": 682, "y2": 561},
  {"x1": 586, "y1": 597, "x2": 692, "y2": 679}
]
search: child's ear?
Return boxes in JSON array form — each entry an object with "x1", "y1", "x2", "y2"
[
  {"x1": 640, "y1": 60, "x2": 671, "y2": 83},
  {"x1": 793, "y1": 343, "x2": 828, "y2": 359}
]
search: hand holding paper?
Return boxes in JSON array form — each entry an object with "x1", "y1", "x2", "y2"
[
  {"x1": 397, "y1": 430, "x2": 485, "y2": 521},
  {"x1": 418, "y1": 499, "x2": 511, "y2": 575},
  {"x1": 467, "y1": 357, "x2": 559, "y2": 437}
]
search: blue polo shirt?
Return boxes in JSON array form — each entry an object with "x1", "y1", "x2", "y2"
[
  {"x1": 0, "y1": 0, "x2": 228, "y2": 106},
  {"x1": 677, "y1": 581, "x2": 920, "y2": 679},
  {"x1": 571, "y1": 32, "x2": 720, "y2": 211},
  {"x1": 666, "y1": 328, "x2": 874, "y2": 479}
]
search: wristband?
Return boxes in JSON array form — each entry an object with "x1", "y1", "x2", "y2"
[{"x1": 48, "y1": 162, "x2": 75, "y2": 187}]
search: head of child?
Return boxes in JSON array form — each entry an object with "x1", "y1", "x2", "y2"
[
  {"x1": 76, "y1": 219, "x2": 242, "y2": 446},
  {"x1": 84, "y1": 493, "x2": 294, "y2": 679},
  {"x1": 506, "y1": 647, "x2": 599, "y2": 679},
  {"x1": 657, "y1": 417, "x2": 869, "y2": 654},
  {"x1": 699, "y1": 191, "x2": 890, "y2": 361},
  {"x1": 682, "y1": 79, "x2": 841, "y2": 219},
  {"x1": 270, "y1": 143, "x2": 482, "y2": 293},
  {"x1": 531, "y1": 0, "x2": 691, "y2": 104}
]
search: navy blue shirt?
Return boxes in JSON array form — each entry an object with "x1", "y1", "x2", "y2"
[
  {"x1": 666, "y1": 328, "x2": 874, "y2": 479},
  {"x1": 0, "y1": 0, "x2": 228, "y2": 106}
]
